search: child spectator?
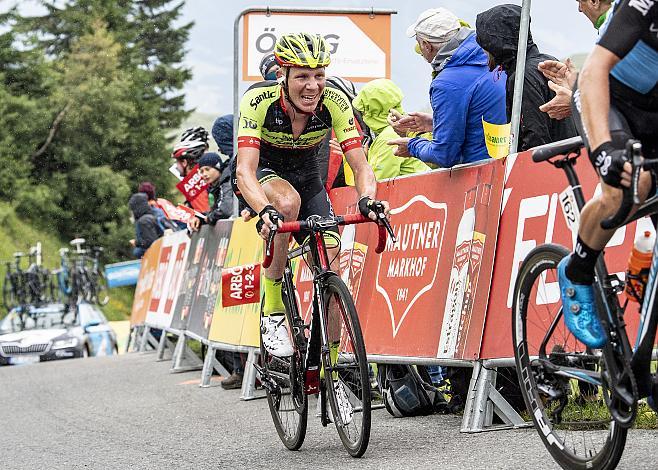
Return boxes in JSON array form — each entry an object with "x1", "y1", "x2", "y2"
[{"x1": 353, "y1": 79, "x2": 430, "y2": 180}]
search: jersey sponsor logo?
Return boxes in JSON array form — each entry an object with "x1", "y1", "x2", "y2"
[
  {"x1": 322, "y1": 88, "x2": 349, "y2": 112},
  {"x1": 242, "y1": 116, "x2": 258, "y2": 129},
  {"x1": 250, "y1": 89, "x2": 276, "y2": 110},
  {"x1": 237, "y1": 136, "x2": 261, "y2": 149},
  {"x1": 340, "y1": 136, "x2": 362, "y2": 152},
  {"x1": 629, "y1": 0, "x2": 655, "y2": 16}
]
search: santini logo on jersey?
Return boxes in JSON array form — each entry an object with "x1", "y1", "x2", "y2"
[{"x1": 250, "y1": 90, "x2": 276, "y2": 110}]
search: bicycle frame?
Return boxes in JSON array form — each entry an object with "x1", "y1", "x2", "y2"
[{"x1": 547, "y1": 155, "x2": 658, "y2": 400}]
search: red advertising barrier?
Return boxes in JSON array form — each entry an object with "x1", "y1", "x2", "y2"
[
  {"x1": 480, "y1": 151, "x2": 652, "y2": 359},
  {"x1": 311, "y1": 160, "x2": 505, "y2": 360}
]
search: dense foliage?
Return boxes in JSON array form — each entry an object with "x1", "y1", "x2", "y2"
[{"x1": 0, "y1": 1, "x2": 191, "y2": 258}]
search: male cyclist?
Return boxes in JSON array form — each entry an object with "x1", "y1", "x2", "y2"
[
  {"x1": 235, "y1": 33, "x2": 387, "y2": 359},
  {"x1": 558, "y1": 0, "x2": 658, "y2": 352}
]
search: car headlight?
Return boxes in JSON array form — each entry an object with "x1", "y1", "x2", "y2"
[{"x1": 52, "y1": 337, "x2": 79, "y2": 349}]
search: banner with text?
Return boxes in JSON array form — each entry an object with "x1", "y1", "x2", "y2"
[{"x1": 242, "y1": 11, "x2": 392, "y2": 82}]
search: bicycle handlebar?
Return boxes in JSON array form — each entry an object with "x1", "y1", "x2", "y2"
[{"x1": 262, "y1": 213, "x2": 395, "y2": 269}]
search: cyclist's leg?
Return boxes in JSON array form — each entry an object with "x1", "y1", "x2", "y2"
[
  {"x1": 259, "y1": 168, "x2": 300, "y2": 357},
  {"x1": 560, "y1": 95, "x2": 653, "y2": 347}
]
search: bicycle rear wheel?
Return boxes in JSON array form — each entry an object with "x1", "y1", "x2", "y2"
[
  {"x1": 321, "y1": 274, "x2": 371, "y2": 457},
  {"x1": 512, "y1": 244, "x2": 627, "y2": 470},
  {"x1": 260, "y1": 303, "x2": 307, "y2": 450}
]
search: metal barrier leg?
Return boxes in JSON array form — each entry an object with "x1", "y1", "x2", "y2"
[
  {"x1": 156, "y1": 331, "x2": 170, "y2": 361},
  {"x1": 138, "y1": 325, "x2": 150, "y2": 352},
  {"x1": 240, "y1": 348, "x2": 263, "y2": 401},
  {"x1": 200, "y1": 346, "x2": 231, "y2": 388},
  {"x1": 461, "y1": 362, "x2": 531, "y2": 433},
  {"x1": 125, "y1": 326, "x2": 134, "y2": 353},
  {"x1": 170, "y1": 333, "x2": 203, "y2": 373}
]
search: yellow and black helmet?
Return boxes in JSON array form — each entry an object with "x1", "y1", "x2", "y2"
[{"x1": 274, "y1": 33, "x2": 331, "y2": 69}]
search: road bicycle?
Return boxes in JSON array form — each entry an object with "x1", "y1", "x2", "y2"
[
  {"x1": 24, "y1": 243, "x2": 56, "y2": 306},
  {"x1": 2, "y1": 252, "x2": 27, "y2": 310},
  {"x1": 87, "y1": 246, "x2": 109, "y2": 306},
  {"x1": 512, "y1": 136, "x2": 658, "y2": 470},
  {"x1": 255, "y1": 209, "x2": 394, "y2": 457}
]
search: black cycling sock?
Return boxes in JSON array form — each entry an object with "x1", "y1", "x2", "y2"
[{"x1": 565, "y1": 236, "x2": 601, "y2": 285}]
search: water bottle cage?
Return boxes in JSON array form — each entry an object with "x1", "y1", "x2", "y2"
[{"x1": 624, "y1": 268, "x2": 650, "y2": 304}]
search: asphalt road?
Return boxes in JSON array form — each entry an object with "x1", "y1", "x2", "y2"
[{"x1": 0, "y1": 353, "x2": 656, "y2": 469}]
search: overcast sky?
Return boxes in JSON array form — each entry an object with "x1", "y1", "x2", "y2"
[{"x1": 3, "y1": 0, "x2": 598, "y2": 117}]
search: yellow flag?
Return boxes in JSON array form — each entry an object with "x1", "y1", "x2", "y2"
[{"x1": 482, "y1": 117, "x2": 511, "y2": 159}]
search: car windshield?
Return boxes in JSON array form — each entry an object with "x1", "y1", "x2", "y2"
[{"x1": 0, "y1": 309, "x2": 77, "y2": 334}]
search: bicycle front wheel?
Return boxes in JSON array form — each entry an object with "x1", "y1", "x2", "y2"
[
  {"x1": 260, "y1": 303, "x2": 307, "y2": 450},
  {"x1": 2, "y1": 272, "x2": 15, "y2": 310},
  {"x1": 322, "y1": 274, "x2": 371, "y2": 458},
  {"x1": 95, "y1": 272, "x2": 110, "y2": 306},
  {"x1": 512, "y1": 244, "x2": 627, "y2": 470}
]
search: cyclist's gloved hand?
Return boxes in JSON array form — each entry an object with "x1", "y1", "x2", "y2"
[
  {"x1": 590, "y1": 141, "x2": 628, "y2": 188},
  {"x1": 256, "y1": 205, "x2": 283, "y2": 237},
  {"x1": 358, "y1": 196, "x2": 387, "y2": 221}
]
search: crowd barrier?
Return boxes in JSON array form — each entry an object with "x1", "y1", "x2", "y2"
[{"x1": 129, "y1": 149, "x2": 654, "y2": 429}]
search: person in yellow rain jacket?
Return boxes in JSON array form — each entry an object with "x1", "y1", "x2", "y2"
[{"x1": 353, "y1": 79, "x2": 430, "y2": 180}]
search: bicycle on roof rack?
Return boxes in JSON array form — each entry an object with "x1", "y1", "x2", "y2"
[
  {"x1": 512, "y1": 136, "x2": 658, "y2": 470},
  {"x1": 255, "y1": 208, "x2": 395, "y2": 458}
]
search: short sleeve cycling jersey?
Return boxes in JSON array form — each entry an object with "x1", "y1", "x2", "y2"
[
  {"x1": 598, "y1": 0, "x2": 658, "y2": 107},
  {"x1": 236, "y1": 81, "x2": 362, "y2": 170}
]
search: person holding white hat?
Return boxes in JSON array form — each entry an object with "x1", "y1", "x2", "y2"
[{"x1": 388, "y1": 8, "x2": 507, "y2": 168}]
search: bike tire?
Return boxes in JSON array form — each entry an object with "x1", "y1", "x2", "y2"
[
  {"x1": 2, "y1": 272, "x2": 15, "y2": 310},
  {"x1": 260, "y1": 301, "x2": 308, "y2": 451},
  {"x1": 95, "y1": 271, "x2": 110, "y2": 306},
  {"x1": 321, "y1": 274, "x2": 371, "y2": 458},
  {"x1": 512, "y1": 244, "x2": 627, "y2": 470}
]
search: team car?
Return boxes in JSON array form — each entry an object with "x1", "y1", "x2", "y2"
[{"x1": 0, "y1": 302, "x2": 117, "y2": 366}]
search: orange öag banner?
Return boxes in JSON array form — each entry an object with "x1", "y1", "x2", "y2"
[
  {"x1": 130, "y1": 238, "x2": 163, "y2": 326},
  {"x1": 480, "y1": 151, "x2": 653, "y2": 359}
]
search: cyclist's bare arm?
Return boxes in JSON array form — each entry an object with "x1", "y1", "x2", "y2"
[
  {"x1": 344, "y1": 147, "x2": 390, "y2": 217},
  {"x1": 236, "y1": 147, "x2": 269, "y2": 214}
]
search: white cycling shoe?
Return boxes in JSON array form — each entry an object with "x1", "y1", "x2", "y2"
[{"x1": 260, "y1": 315, "x2": 294, "y2": 357}]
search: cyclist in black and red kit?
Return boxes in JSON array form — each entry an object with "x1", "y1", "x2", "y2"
[{"x1": 558, "y1": 0, "x2": 658, "y2": 380}]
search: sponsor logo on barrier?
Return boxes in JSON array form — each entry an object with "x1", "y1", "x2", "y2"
[
  {"x1": 148, "y1": 246, "x2": 173, "y2": 314},
  {"x1": 164, "y1": 241, "x2": 189, "y2": 314},
  {"x1": 176, "y1": 165, "x2": 208, "y2": 212},
  {"x1": 375, "y1": 195, "x2": 447, "y2": 337},
  {"x1": 222, "y1": 264, "x2": 261, "y2": 307}
]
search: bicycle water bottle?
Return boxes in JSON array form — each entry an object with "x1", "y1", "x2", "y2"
[{"x1": 625, "y1": 230, "x2": 655, "y2": 303}]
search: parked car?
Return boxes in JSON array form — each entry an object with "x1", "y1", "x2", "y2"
[{"x1": 0, "y1": 302, "x2": 117, "y2": 366}]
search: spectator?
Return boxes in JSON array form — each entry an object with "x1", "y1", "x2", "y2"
[
  {"x1": 188, "y1": 152, "x2": 233, "y2": 233},
  {"x1": 171, "y1": 126, "x2": 209, "y2": 179},
  {"x1": 128, "y1": 193, "x2": 161, "y2": 258},
  {"x1": 475, "y1": 4, "x2": 578, "y2": 151},
  {"x1": 259, "y1": 53, "x2": 279, "y2": 81},
  {"x1": 211, "y1": 114, "x2": 235, "y2": 158},
  {"x1": 352, "y1": 78, "x2": 430, "y2": 180},
  {"x1": 537, "y1": 0, "x2": 613, "y2": 120},
  {"x1": 387, "y1": 7, "x2": 507, "y2": 167},
  {"x1": 137, "y1": 181, "x2": 166, "y2": 219}
]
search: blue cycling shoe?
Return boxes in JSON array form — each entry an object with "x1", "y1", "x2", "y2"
[{"x1": 557, "y1": 256, "x2": 607, "y2": 348}]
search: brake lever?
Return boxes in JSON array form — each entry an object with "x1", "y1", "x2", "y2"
[{"x1": 372, "y1": 202, "x2": 396, "y2": 243}]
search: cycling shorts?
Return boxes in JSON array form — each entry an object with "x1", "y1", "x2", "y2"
[{"x1": 230, "y1": 157, "x2": 338, "y2": 245}]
